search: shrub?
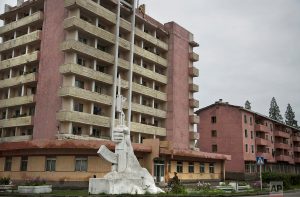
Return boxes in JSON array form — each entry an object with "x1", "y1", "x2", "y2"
[
  {"x1": 169, "y1": 182, "x2": 187, "y2": 194},
  {"x1": 23, "y1": 178, "x2": 46, "y2": 186},
  {"x1": 261, "y1": 172, "x2": 300, "y2": 189},
  {"x1": 196, "y1": 181, "x2": 211, "y2": 191},
  {"x1": 0, "y1": 177, "x2": 10, "y2": 185}
]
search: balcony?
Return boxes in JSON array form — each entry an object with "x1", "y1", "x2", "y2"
[
  {"x1": 135, "y1": 28, "x2": 168, "y2": 51},
  {"x1": 275, "y1": 155, "x2": 292, "y2": 163},
  {"x1": 0, "y1": 135, "x2": 32, "y2": 143},
  {"x1": 274, "y1": 130, "x2": 290, "y2": 139},
  {"x1": 189, "y1": 52, "x2": 199, "y2": 62},
  {"x1": 189, "y1": 115, "x2": 199, "y2": 124},
  {"x1": 57, "y1": 111, "x2": 110, "y2": 128},
  {"x1": 134, "y1": 47, "x2": 167, "y2": 68},
  {"x1": 0, "y1": 95, "x2": 35, "y2": 108},
  {"x1": 0, "y1": 51, "x2": 39, "y2": 71},
  {"x1": 64, "y1": 0, "x2": 168, "y2": 51},
  {"x1": 189, "y1": 131, "x2": 199, "y2": 140},
  {"x1": 0, "y1": 116, "x2": 33, "y2": 128},
  {"x1": 256, "y1": 152, "x2": 272, "y2": 161},
  {"x1": 0, "y1": 30, "x2": 42, "y2": 52},
  {"x1": 130, "y1": 103, "x2": 166, "y2": 119},
  {"x1": 59, "y1": 86, "x2": 112, "y2": 106},
  {"x1": 0, "y1": 73, "x2": 37, "y2": 89},
  {"x1": 61, "y1": 40, "x2": 114, "y2": 64},
  {"x1": 294, "y1": 147, "x2": 300, "y2": 152},
  {"x1": 133, "y1": 64, "x2": 167, "y2": 84},
  {"x1": 130, "y1": 122, "x2": 166, "y2": 136},
  {"x1": 0, "y1": 11, "x2": 44, "y2": 35},
  {"x1": 132, "y1": 83, "x2": 167, "y2": 101},
  {"x1": 255, "y1": 137, "x2": 268, "y2": 146},
  {"x1": 189, "y1": 98, "x2": 199, "y2": 108},
  {"x1": 295, "y1": 158, "x2": 300, "y2": 163},
  {"x1": 274, "y1": 143, "x2": 290, "y2": 150},
  {"x1": 60, "y1": 63, "x2": 113, "y2": 85},
  {"x1": 188, "y1": 67, "x2": 199, "y2": 77},
  {"x1": 254, "y1": 124, "x2": 269, "y2": 132},
  {"x1": 189, "y1": 83, "x2": 199, "y2": 92},
  {"x1": 293, "y1": 135, "x2": 300, "y2": 142},
  {"x1": 65, "y1": 0, "x2": 116, "y2": 24}
]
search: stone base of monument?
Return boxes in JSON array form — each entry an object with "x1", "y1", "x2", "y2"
[{"x1": 89, "y1": 178, "x2": 153, "y2": 194}]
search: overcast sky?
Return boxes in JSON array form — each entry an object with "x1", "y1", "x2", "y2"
[{"x1": 1, "y1": 0, "x2": 299, "y2": 121}]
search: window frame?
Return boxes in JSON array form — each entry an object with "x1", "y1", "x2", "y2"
[
  {"x1": 45, "y1": 157, "x2": 56, "y2": 172},
  {"x1": 75, "y1": 157, "x2": 88, "y2": 172},
  {"x1": 176, "y1": 161, "x2": 183, "y2": 173}
]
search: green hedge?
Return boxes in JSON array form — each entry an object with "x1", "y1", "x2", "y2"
[{"x1": 262, "y1": 172, "x2": 300, "y2": 189}]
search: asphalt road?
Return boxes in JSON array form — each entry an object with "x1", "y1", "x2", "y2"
[{"x1": 239, "y1": 190, "x2": 300, "y2": 197}]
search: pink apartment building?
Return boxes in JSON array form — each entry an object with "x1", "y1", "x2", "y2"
[
  {"x1": 196, "y1": 100, "x2": 300, "y2": 180},
  {"x1": 0, "y1": 0, "x2": 230, "y2": 186}
]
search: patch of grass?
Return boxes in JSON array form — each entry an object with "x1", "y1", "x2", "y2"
[{"x1": 51, "y1": 189, "x2": 89, "y2": 196}]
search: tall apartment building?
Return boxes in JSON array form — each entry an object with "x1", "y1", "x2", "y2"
[
  {"x1": 196, "y1": 100, "x2": 300, "y2": 180},
  {"x1": 0, "y1": 0, "x2": 230, "y2": 186}
]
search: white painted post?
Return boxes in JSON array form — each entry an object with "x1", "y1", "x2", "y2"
[{"x1": 110, "y1": 0, "x2": 121, "y2": 138}]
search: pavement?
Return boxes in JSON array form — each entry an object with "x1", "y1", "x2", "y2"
[{"x1": 238, "y1": 190, "x2": 300, "y2": 197}]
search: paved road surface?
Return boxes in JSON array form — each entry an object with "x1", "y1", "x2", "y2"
[{"x1": 238, "y1": 190, "x2": 300, "y2": 197}]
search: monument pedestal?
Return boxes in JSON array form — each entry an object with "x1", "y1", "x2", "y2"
[{"x1": 89, "y1": 178, "x2": 146, "y2": 194}]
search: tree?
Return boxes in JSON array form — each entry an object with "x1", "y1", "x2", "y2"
[
  {"x1": 285, "y1": 104, "x2": 298, "y2": 127},
  {"x1": 245, "y1": 100, "x2": 251, "y2": 110},
  {"x1": 269, "y1": 97, "x2": 283, "y2": 122}
]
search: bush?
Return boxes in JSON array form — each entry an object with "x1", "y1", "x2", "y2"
[
  {"x1": 169, "y1": 182, "x2": 187, "y2": 194},
  {"x1": 196, "y1": 181, "x2": 211, "y2": 191},
  {"x1": 262, "y1": 172, "x2": 300, "y2": 189},
  {"x1": 0, "y1": 177, "x2": 10, "y2": 185},
  {"x1": 23, "y1": 178, "x2": 46, "y2": 186}
]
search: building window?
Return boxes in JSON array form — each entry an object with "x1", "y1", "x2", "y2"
[
  {"x1": 251, "y1": 131, "x2": 253, "y2": 139},
  {"x1": 211, "y1": 130, "x2": 217, "y2": 137},
  {"x1": 245, "y1": 144, "x2": 248, "y2": 152},
  {"x1": 74, "y1": 102, "x2": 83, "y2": 112},
  {"x1": 4, "y1": 157, "x2": 12, "y2": 171},
  {"x1": 212, "y1": 144, "x2": 218, "y2": 153},
  {"x1": 77, "y1": 57, "x2": 86, "y2": 66},
  {"x1": 73, "y1": 126, "x2": 82, "y2": 135},
  {"x1": 245, "y1": 163, "x2": 250, "y2": 173},
  {"x1": 20, "y1": 156, "x2": 28, "y2": 171},
  {"x1": 211, "y1": 116, "x2": 217, "y2": 123},
  {"x1": 92, "y1": 128, "x2": 101, "y2": 138},
  {"x1": 79, "y1": 37, "x2": 87, "y2": 44},
  {"x1": 244, "y1": 115, "x2": 247, "y2": 124},
  {"x1": 209, "y1": 163, "x2": 215, "y2": 173},
  {"x1": 200, "y1": 163, "x2": 205, "y2": 173},
  {"x1": 251, "y1": 145, "x2": 254, "y2": 153},
  {"x1": 250, "y1": 117, "x2": 253, "y2": 125},
  {"x1": 93, "y1": 106, "x2": 102, "y2": 115},
  {"x1": 75, "y1": 157, "x2": 88, "y2": 171},
  {"x1": 176, "y1": 161, "x2": 183, "y2": 173},
  {"x1": 188, "y1": 162, "x2": 194, "y2": 173},
  {"x1": 245, "y1": 129, "x2": 248, "y2": 138},
  {"x1": 75, "y1": 79, "x2": 84, "y2": 89},
  {"x1": 94, "y1": 84, "x2": 102, "y2": 94},
  {"x1": 45, "y1": 157, "x2": 56, "y2": 171}
]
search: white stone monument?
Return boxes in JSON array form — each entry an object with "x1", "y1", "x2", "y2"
[{"x1": 88, "y1": 76, "x2": 164, "y2": 194}]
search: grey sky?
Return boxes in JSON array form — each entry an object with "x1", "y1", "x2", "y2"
[{"x1": 1, "y1": 0, "x2": 299, "y2": 121}]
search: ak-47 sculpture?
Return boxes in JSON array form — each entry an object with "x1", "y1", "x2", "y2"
[{"x1": 88, "y1": 76, "x2": 163, "y2": 194}]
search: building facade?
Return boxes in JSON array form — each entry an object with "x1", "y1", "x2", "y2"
[
  {"x1": 196, "y1": 100, "x2": 300, "y2": 180},
  {"x1": 0, "y1": 0, "x2": 230, "y2": 186}
]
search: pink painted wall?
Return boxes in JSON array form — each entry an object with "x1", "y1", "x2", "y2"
[
  {"x1": 164, "y1": 22, "x2": 190, "y2": 150},
  {"x1": 241, "y1": 111, "x2": 256, "y2": 162},
  {"x1": 33, "y1": 0, "x2": 65, "y2": 139},
  {"x1": 198, "y1": 104, "x2": 245, "y2": 173}
]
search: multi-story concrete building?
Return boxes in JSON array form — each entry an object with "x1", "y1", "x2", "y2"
[
  {"x1": 0, "y1": 0, "x2": 230, "y2": 186},
  {"x1": 196, "y1": 100, "x2": 300, "y2": 180}
]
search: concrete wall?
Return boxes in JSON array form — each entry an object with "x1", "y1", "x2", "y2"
[
  {"x1": 33, "y1": 0, "x2": 66, "y2": 139},
  {"x1": 165, "y1": 22, "x2": 191, "y2": 150},
  {"x1": 198, "y1": 104, "x2": 245, "y2": 173}
]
